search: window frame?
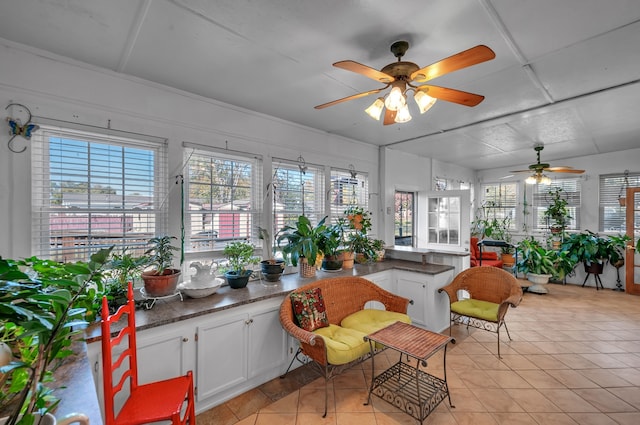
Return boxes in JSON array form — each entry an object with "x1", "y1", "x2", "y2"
[
  {"x1": 329, "y1": 167, "x2": 369, "y2": 223},
  {"x1": 599, "y1": 171, "x2": 640, "y2": 233},
  {"x1": 31, "y1": 122, "x2": 168, "y2": 262},
  {"x1": 184, "y1": 145, "x2": 263, "y2": 254},
  {"x1": 532, "y1": 178, "x2": 581, "y2": 231}
]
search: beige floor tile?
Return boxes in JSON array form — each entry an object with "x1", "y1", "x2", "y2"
[
  {"x1": 490, "y1": 370, "x2": 533, "y2": 389},
  {"x1": 572, "y1": 388, "x2": 636, "y2": 412},
  {"x1": 506, "y1": 388, "x2": 561, "y2": 412},
  {"x1": 499, "y1": 354, "x2": 539, "y2": 370},
  {"x1": 607, "y1": 386, "x2": 640, "y2": 408},
  {"x1": 541, "y1": 389, "x2": 599, "y2": 412},
  {"x1": 298, "y1": 387, "x2": 335, "y2": 414},
  {"x1": 335, "y1": 411, "x2": 376, "y2": 425},
  {"x1": 373, "y1": 411, "x2": 418, "y2": 425},
  {"x1": 458, "y1": 369, "x2": 500, "y2": 388},
  {"x1": 235, "y1": 414, "x2": 258, "y2": 425},
  {"x1": 489, "y1": 412, "x2": 537, "y2": 424},
  {"x1": 296, "y1": 412, "x2": 337, "y2": 425},
  {"x1": 447, "y1": 387, "x2": 487, "y2": 412},
  {"x1": 578, "y1": 353, "x2": 630, "y2": 368},
  {"x1": 333, "y1": 388, "x2": 373, "y2": 413},
  {"x1": 552, "y1": 353, "x2": 600, "y2": 369},
  {"x1": 609, "y1": 368, "x2": 640, "y2": 385},
  {"x1": 451, "y1": 412, "x2": 499, "y2": 425},
  {"x1": 528, "y1": 412, "x2": 579, "y2": 424},
  {"x1": 258, "y1": 390, "x2": 300, "y2": 413},
  {"x1": 526, "y1": 354, "x2": 569, "y2": 370},
  {"x1": 197, "y1": 402, "x2": 239, "y2": 425},
  {"x1": 254, "y1": 412, "x2": 296, "y2": 425},
  {"x1": 225, "y1": 388, "x2": 273, "y2": 420},
  {"x1": 471, "y1": 388, "x2": 524, "y2": 413},
  {"x1": 550, "y1": 369, "x2": 600, "y2": 388},
  {"x1": 516, "y1": 369, "x2": 565, "y2": 389},
  {"x1": 606, "y1": 412, "x2": 640, "y2": 425},
  {"x1": 577, "y1": 368, "x2": 636, "y2": 387},
  {"x1": 566, "y1": 412, "x2": 619, "y2": 425}
]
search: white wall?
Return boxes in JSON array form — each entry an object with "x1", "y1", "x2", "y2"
[{"x1": 0, "y1": 40, "x2": 379, "y2": 259}]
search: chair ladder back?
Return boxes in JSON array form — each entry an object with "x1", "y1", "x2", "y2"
[{"x1": 101, "y1": 283, "x2": 140, "y2": 425}]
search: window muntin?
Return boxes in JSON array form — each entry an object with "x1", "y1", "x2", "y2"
[
  {"x1": 32, "y1": 125, "x2": 167, "y2": 262},
  {"x1": 329, "y1": 168, "x2": 368, "y2": 222},
  {"x1": 533, "y1": 179, "x2": 581, "y2": 231},
  {"x1": 186, "y1": 149, "x2": 262, "y2": 252},
  {"x1": 272, "y1": 159, "x2": 325, "y2": 231},
  {"x1": 600, "y1": 172, "x2": 640, "y2": 232}
]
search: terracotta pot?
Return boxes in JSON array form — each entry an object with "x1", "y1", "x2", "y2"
[
  {"x1": 141, "y1": 269, "x2": 181, "y2": 297},
  {"x1": 340, "y1": 251, "x2": 355, "y2": 269},
  {"x1": 501, "y1": 253, "x2": 515, "y2": 266}
]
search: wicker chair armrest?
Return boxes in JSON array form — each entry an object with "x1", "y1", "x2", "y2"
[
  {"x1": 437, "y1": 283, "x2": 460, "y2": 303},
  {"x1": 379, "y1": 291, "x2": 411, "y2": 313},
  {"x1": 503, "y1": 293, "x2": 522, "y2": 308}
]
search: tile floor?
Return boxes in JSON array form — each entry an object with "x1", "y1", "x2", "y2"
[{"x1": 196, "y1": 283, "x2": 640, "y2": 424}]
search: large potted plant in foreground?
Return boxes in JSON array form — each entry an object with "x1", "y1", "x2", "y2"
[
  {"x1": 0, "y1": 248, "x2": 111, "y2": 425},
  {"x1": 222, "y1": 241, "x2": 260, "y2": 289},
  {"x1": 516, "y1": 237, "x2": 556, "y2": 294},
  {"x1": 561, "y1": 231, "x2": 628, "y2": 276},
  {"x1": 277, "y1": 215, "x2": 326, "y2": 278},
  {"x1": 141, "y1": 235, "x2": 181, "y2": 297}
]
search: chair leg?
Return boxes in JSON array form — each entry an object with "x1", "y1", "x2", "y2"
[
  {"x1": 503, "y1": 321, "x2": 512, "y2": 341},
  {"x1": 323, "y1": 364, "x2": 329, "y2": 418},
  {"x1": 281, "y1": 347, "x2": 303, "y2": 379}
]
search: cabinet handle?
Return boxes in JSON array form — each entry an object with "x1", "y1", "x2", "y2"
[
  {"x1": 245, "y1": 318, "x2": 254, "y2": 325},
  {"x1": 182, "y1": 337, "x2": 189, "y2": 342}
]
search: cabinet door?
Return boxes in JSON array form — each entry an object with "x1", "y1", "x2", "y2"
[
  {"x1": 197, "y1": 313, "x2": 248, "y2": 400},
  {"x1": 424, "y1": 269, "x2": 454, "y2": 333},
  {"x1": 248, "y1": 307, "x2": 288, "y2": 378},
  {"x1": 137, "y1": 326, "x2": 190, "y2": 384},
  {"x1": 396, "y1": 272, "x2": 427, "y2": 327},
  {"x1": 365, "y1": 270, "x2": 394, "y2": 293}
]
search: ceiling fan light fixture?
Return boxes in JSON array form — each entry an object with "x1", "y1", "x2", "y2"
[
  {"x1": 364, "y1": 97, "x2": 385, "y2": 120},
  {"x1": 525, "y1": 175, "x2": 537, "y2": 185},
  {"x1": 414, "y1": 90, "x2": 437, "y2": 114},
  {"x1": 394, "y1": 103, "x2": 412, "y2": 123},
  {"x1": 384, "y1": 86, "x2": 406, "y2": 111}
]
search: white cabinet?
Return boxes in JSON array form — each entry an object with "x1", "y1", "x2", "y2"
[
  {"x1": 196, "y1": 302, "x2": 287, "y2": 402},
  {"x1": 395, "y1": 269, "x2": 454, "y2": 332},
  {"x1": 365, "y1": 270, "x2": 395, "y2": 293},
  {"x1": 87, "y1": 297, "x2": 288, "y2": 415},
  {"x1": 396, "y1": 271, "x2": 428, "y2": 327}
]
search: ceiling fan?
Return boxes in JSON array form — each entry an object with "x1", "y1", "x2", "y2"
[
  {"x1": 511, "y1": 145, "x2": 585, "y2": 184},
  {"x1": 314, "y1": 41, "x2": 495, "y2": 125}
]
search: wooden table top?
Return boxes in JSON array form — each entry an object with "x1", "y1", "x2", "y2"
[{"x1": 365, "y1": 321, "x2": 453, "y2": 361}]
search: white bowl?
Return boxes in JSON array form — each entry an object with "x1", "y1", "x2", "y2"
[{"x1": 179, "y1": 278, "x2": 223, "y2": 299}]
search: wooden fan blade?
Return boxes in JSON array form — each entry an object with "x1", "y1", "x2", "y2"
[
  {"x1": 314, "y1": 88, "x2": 384, "y2": 109},
  {"x1": 415, "y1": 85, "x2": 485, "y2": 107},
  {"x1": 545, "y1": 167, "x2": 585, "y2": 174},
  {"x1": 410, "y1": 45, "x2": 496, "y2": 83},
  {"x1": 334, "y1": 60, "x2": 395, "y2": 83},
  {"x1": 510, "y1": 169, "x2": 534, "y2": 173},
  {"x1": 383, "y1": 109, "x2": 397, "y2": 125}
]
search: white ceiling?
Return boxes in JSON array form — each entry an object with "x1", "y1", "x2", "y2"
[{"x1": 1, "y1": 0, "x2": 639, "y2": 171}]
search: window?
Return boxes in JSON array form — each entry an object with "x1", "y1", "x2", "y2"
[
  {"x1": 185, "y1": 147, "x2": 262, "y2": 252},
  {"x1": 600, "y1": 172, "x2": 640, "y2": 232},
  {"x1": 272, "y1": 158, "x2": 325, "y2": 231},
  {"x1": 329, "y1": 168, "x2": 368, "y2": 221},
  {"x1": 478, "y1": 183, "x2": 517, "y2": 230},
  {"x1": 427, "y1": 196, "x2": 460, "y2": 245},
  {"x1": 32, "y1": 124, "x2": 167, "y2": 262},
  {"x1": 533, "y1": 179, "x2": 581, "y2": 231},
  {"x1": 394, "y1": 191, "x2": 414, "y2": 246}
]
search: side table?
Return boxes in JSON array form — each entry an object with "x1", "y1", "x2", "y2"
[{"x1": 364, "y1": 321, "x2": 455, "y2": 424}]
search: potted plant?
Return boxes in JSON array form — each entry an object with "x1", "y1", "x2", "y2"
[
  {"x1": 344, "y1": 205, "x2": 371, "y2": 233},
  {"x1": 317, "y1": 224, "x2": 343, "y2": 271},
  {"x1": 349, "y1": 233, "x2": 378, "y2": 264},
  {"x1": 277, "y1": 215, "x2": 327, "y2": 277},
  {"x1": 141, "y1": 235, "x2": 181, "y2": 298},
  {"x1": 608, "y1": 234, "x2": 632, "y2": 268},
  {"x1": 105, "y1": 249, "x2": 148, "y2": 312},
  {"x1": 222, "y1": 241, "x2": 260, "y2": 289},
  {"x1": 561, "y1": 231, "x2": 625, "y2": 275},
  {"x1": 257, "y1": 227, "x2": 285, "y2": 282},
  {"x1": 0, "y1": 248, "x2": 111, "y2": 425},
  {"x1": 516, "y1": 237, "x2": 556, "y2": 293},
  {"x1": 371, "y1": 238, "x2": 386, "y2": 262},
  {"x1": 543, "y1": 187, "x2": 571, "y2": 234}
]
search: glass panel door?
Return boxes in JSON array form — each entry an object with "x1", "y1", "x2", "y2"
[{"x1": 625, "y1": 187, "x2": 640, "y2": 295}]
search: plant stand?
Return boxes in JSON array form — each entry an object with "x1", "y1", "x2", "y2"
[
  {"x1": 613, "y1": 265, "x2": 624, "y2": 292},
  {"x1": 139, "y1": 287, "x2": 183, "y2": 309},
  {"x1": 582, "y1": 272, "x2": 604, "y2": 290}
]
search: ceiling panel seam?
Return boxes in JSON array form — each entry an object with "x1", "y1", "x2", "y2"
[{"x1": 117, "y1": 0, "x2": 152, "y2": 73}]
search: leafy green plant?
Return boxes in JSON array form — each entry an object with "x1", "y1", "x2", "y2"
[
  {"x1": 317, "y1": 224, "x2": 342, "y2": 257},
  {"x1": 516, "y1": 237, "x2": 556, "y2": 276},
  {"x1": 0, "y1": 248, "x2": 111, "y2": 424},
  {"x1": 348, "y1": 233, "x2": 378, "y2": 263},
  {"x1": 344, "y1": 205, "x2": 372, "y2": 234},
  {"x1": 105, "y1": 249, "x2": 147, "y2": 309},
  {"x1": 543, "y1": 187, "x2": 571, "y2": 230},
  {"x1": 561, "y1": 231, "x2": 624, "y2": 266},
  {"x1": 145, "y1": 235, "x2": 179, "y2": 273},
  {"x1": 277, "y1": 215, "x2": 327, "y2": 266},
  {"x1": 223, "y1": 241, "x2": 260, "y2": 273}
]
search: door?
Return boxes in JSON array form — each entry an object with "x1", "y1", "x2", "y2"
[{"x1": 625, "y1": 187, "x2": 640, "y2": 294}]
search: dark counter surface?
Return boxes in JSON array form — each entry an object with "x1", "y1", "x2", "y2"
[{"x1": 62, "y1": 259, "x2": 454, "y2": 424}]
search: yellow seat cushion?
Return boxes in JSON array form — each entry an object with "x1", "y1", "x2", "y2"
[
  {"x1": 312, "y1": 324, "x2": 370, "y2": 365},
  {"x1": 340, "y1": 309, "x2": 411, "y2": 335},
  {"x1": 450, "y1": 299, "x2": 499, "y2": 322}
]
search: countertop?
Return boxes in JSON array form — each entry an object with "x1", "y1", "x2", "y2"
[{"x1": 60, "y1": 259, "x2": 454, "y2": 424}]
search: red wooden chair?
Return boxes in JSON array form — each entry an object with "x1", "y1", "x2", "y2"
[{"x1": 101, "y1": 282, "x2": 196, "y2": 425}]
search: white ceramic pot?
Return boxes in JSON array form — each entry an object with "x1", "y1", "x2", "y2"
[{"x1": 527, "y1": 273, "x2": 552, "y2": 294}]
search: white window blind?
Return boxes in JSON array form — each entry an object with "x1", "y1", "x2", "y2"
[
  {"x1": 32, "y1": 124, "x2": 168, "y2": 262},
  {"x1": 272, "y1": 158, "x2": 325, "y2": 230},
  {"x1": 600, "y1": 172, "x2": 640, "y2": 232},
  {"x1": 329, "y1": 168, "x2": 369, "y2": 222},
  {"x1": 185, "y1": 148, "x2": 262, "y2": 252},
  {"x1": 479, "y1": 183, "x2": 517, "y2": 229},
  {"x1": 533, "y1": 179, "x2": 581, "y2": 230}
]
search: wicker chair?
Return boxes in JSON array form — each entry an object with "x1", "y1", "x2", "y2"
[
  {"x1": 438, "y1": 267, "x2": 522, "y2": 358},
  {"x1": 279, "y1": 276, "x2": 410, "y2": 417}
]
